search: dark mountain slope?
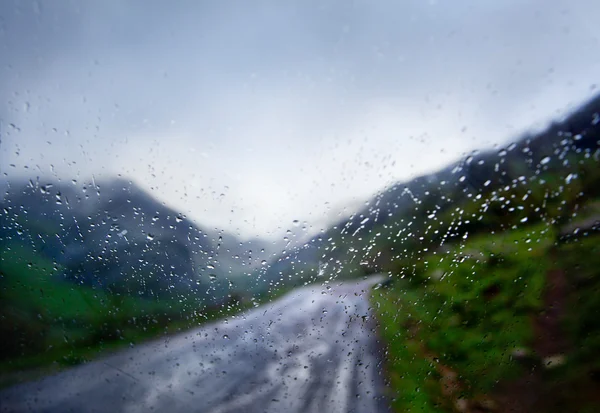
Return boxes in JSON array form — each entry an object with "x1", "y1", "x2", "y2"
[
  {"x1": 0, "y1": 177, "x2": 250, "y2": 302},
  {"x1": 261, "y1": 93, "x2": 600, "y2": 285}
]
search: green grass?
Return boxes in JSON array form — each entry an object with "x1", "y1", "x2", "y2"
[
  {"x1": 373, "y1": 212, "x2": 600, "y2": 412},
  {"x1": 0, "y1": 242, "x2": 257, "y2": 388},
  {"x1": 0, "y1": 242, "x2": 191, "y2": 320},
  {"x1": 373, "y1": 282, "x2": 440, "y2": 412},
  {"x1": 372, "y1": 224, "x2": 554, "y2": 410}
]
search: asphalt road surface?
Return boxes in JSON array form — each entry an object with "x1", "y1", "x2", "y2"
[{"x1": 0, "y1": 277, "x2": 390, "y2": 413}]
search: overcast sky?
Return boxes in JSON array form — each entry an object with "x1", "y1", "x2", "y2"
[{"x1": 1, "y1": 0, "x2": 599, "y2": 240}]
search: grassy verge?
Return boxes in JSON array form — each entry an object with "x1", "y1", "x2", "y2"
[{"x1": 372, "y1": 222, "x2": 600, "y2": 412}]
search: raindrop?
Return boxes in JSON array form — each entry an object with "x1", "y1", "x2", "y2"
[
  {"x1": 540, "y1": 156, "x2": 551, "y2": 165},
  {"x1": 565, "y1": 173, "x2": 577, "y2": 184},
  {"x1": 146, "y1": 234, "x2": 155, "y2": 241},
  {"x1": 209, "y1": 274, "x2": 217, "y2": 281}
]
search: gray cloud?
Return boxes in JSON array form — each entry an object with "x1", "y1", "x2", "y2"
[{"x1": 1, "y1": 0, "x2": 599, "y2": 239}]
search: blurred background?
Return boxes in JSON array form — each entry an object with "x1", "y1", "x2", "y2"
[{"x1": 1, "y1": 1, "x2": 600, "y2": 412}]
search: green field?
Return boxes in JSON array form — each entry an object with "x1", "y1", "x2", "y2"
[
  {"x1": 0, "y1": 242, "x2": 253, "y2": 388},
  {"x1": 372, "y1": 221, "x2": 600, "y2": 412}
]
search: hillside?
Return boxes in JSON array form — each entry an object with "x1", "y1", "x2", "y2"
[
  {"x1": 361, "y1": 96, "x2": 599, "y2": 411},
  {"x1": 261, "y1": 93, "x2": 600, "y2": 287},
  {"x1": 0, "y1": 177, "x2": 272, "y2": 383}
]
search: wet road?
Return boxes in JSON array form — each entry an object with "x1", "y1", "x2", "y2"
[{"x1": 0, "y1": 277, "x2": 390, "y2": 413}]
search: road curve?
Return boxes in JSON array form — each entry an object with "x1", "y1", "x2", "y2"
[{"x1": 0, "y1": 276, "x2": 390, "y2": 413}]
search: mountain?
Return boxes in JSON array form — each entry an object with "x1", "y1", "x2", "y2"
[
  {"x1": 261, "y1": 93, "x2": 600, "y2": 285},
  {"x1": 0, "y1": 176, "x2": 281, "y2": 368},
  {"x1": 0, "y1": 177, "x2": 269, "y2": 304}
]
